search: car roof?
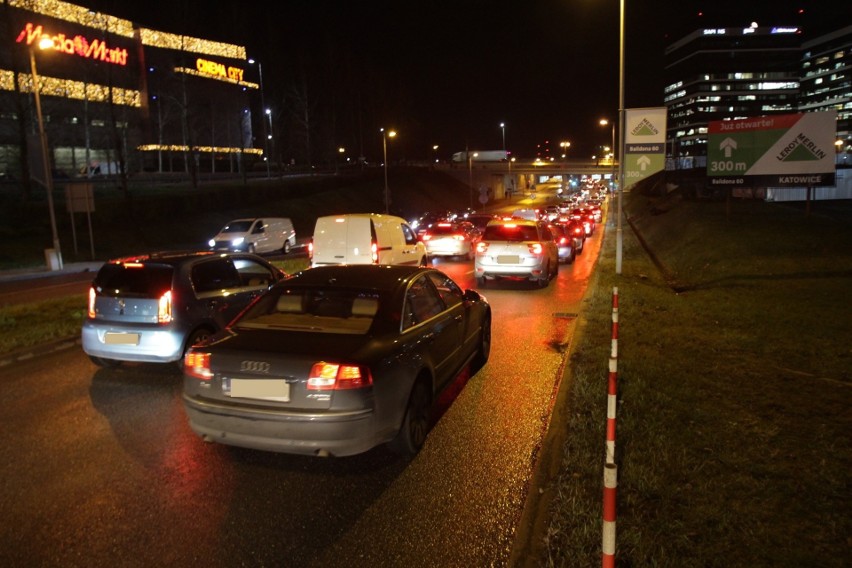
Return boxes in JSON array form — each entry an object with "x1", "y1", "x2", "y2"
[
  {"x1": 487, "y1": 218, "x2": 538, "y2": 226},
  {"x1": 284, "y1": 264, "x2": 431, "y2": 292},
  {"x1": 105, "y1": 251, "x2": 247, "y2": 266}
]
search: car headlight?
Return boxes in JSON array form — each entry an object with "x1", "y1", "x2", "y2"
[{"x1": 208, "y1": 239, "x2": 215, "y2": 247}]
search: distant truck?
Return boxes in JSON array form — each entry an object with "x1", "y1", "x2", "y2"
[{"x1": 451, "y1": 150, "x2": 509, "y2": 162}]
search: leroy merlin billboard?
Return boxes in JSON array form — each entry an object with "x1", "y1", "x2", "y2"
[
  {"x1": 707, "y1": 111, "x2": 836, "y2": 187},
  {"x1": 623, "y1": 107, "x2": 667, "y2": 189}
]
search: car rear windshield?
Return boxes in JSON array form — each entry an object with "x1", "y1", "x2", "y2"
[
  {"x1": 429, "y1": 225, "x2": 460, "y2": 235},
  {"x1": 94, "y1": 263, "x2": 174, "y2": 298},
  {"x1": 235, "y1": 287, "x2": 382, "y2": 335},
  {"x1": 483, "y1": 224, "x2": 539, "y2": 241}
]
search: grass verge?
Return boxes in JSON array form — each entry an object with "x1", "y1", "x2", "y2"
[{"x1": 540, "y1": 192, "x2": 851, "y2": 566}]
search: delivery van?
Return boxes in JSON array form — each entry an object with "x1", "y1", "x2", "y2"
[
  {"x1": 310, "y1": 213, "x2": 426, "y2": 267},
  {"x1": 208, "y1": 218, "x2": 296, "y2": 254}
]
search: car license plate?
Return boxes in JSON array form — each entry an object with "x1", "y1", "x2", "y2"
[
  {"x1": 497, "y1": 255, "x2": 520, "y2": 264},
  {"x1": 228, "y1": 378, "x2": 290, "y2": 402},
  {"x1": 104, "y1": 332, "x2": 140, "y2": 345}
]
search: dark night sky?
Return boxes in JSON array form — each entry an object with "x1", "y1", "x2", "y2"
[{"x1": 77, "y1": 0, "x2": 840, "y2": 160}]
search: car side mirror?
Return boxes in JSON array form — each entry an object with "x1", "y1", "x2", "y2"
[{"x1": 463, "y1": 289, "x2": 481, "y2": 303}]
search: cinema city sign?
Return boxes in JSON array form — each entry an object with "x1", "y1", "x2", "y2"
[
  {"x1": 16, "y1": 22, "x2": 128, "y2": 66},
  {"x1": 195, "y1": 57, "x2": 244, "y2": 82}
]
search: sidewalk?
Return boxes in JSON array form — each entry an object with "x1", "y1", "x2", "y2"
[{"x1": 0, "y1": 261, "x2": 103, "y2": 284}]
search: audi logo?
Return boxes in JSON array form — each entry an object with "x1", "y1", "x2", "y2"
[{"x1": 240, "y1": 360, "x2": 271, "y2": 374}]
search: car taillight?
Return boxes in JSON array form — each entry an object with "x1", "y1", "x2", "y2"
[
  {"x1": 476, "y1": 241, "x2": 489, "y2": 253},
  {"x1": 184, "y1": 351, "x2": 213, "y2": 380},
  {"x1": 529, "y1": 243, "x2": 543, "y2": 254},
  {"x1": 559, "y1": 237, "x2": 568, "y2": 245},
  {"x1": 87, "y1": 286, "x2": 96, "y2": 319},
  {"x1": 422, "y1": 234, "x2": 432, "y2": 241},
  {"x1": 308, "y1": 240, "x2": 313, "y2": 259},
  {"x1": 371, "y1": 241, "x2": 379, "y2": 264},
  {"x1": 158, "y1": 290, "x2": 172, "y2": 323},
  {"x1": 307, "y1": 362, "x2": 372, "y2": 390},
  {"x1": 574, "y1": 227, "x2": 584, "y2": 235}
]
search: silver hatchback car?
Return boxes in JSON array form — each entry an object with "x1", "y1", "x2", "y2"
[
  {"x1": 474, "y1": 219, "x2": 559, "y2": 288},
  {"x1": 82, "y1": 251, "x2": 285, "y2": 367}
]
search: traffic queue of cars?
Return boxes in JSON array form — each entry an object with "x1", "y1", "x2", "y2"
[{"x1": 81, "y1": 198, "x2": 600, "y2": 458}]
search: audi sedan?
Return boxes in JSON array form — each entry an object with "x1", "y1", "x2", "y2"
[{"x1": 182, "y1": 265, "x2": 491, "y2": 457}]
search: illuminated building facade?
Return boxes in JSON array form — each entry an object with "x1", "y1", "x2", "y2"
[
  {"x1": 0, "y1": 0, "x2": 261, "y2": 178},
  {"x1": 664, "y1": 25, "x2": 803, "y2": 167},
  {"x1": 799, "y1": 25, "x2": 852, "y2": 165},
  {"x1": 664, "y1": 23, "x2": 852, "y2": 169}
]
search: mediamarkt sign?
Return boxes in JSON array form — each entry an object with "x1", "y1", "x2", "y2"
[{"x1": 16, "y1": 22, "x2": 128, "y2": 66}]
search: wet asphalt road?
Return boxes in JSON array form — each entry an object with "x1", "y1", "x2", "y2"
[{"x1": 0, "y1": 219, "x2": 603, "y2": 567}]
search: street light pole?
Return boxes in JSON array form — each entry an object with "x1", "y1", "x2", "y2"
[
  {"x1": 381, "y1": 128, "x2": 396, "y2": 214},
  {"x1": 616, "y1": 0, "x2": 625, "y2": 274},
  {"x1": 29, "y1": 46, "x2": 62, "y2": 270},
  {"x1": 249, "y1": 58, "x2": 270, "y2": 178}
]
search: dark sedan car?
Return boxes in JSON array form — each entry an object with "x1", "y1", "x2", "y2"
[{"x1": 183, "y1": 265, "x2": 491, "y2": 457}]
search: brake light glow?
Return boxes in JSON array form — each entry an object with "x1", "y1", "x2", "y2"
[
  {"x1": 528, "y1": 243, "x2": 543, "y2": 254},
  {"x1": 308, "y1": 240, "x2": 313, "y2": 259},
  {"x1": 371, "y1": 241, "x2": 379, "y2": 264},
  {"x1": 307, "y1": 362, "x2": 372, "y2": 390},
  {"x1": 437, "y1": 222, "x2": 452, "y2": 227},
  {"x1": 87, "y1": 286, "x2": 96, "y2": 318},
  {"x1": 476, "y1": 241, "x2": 489, "y2": 253},
  {"x1": 422, "y1": 234, "x2": 432, "y2": 241},
  {"x1": 158, "y1": 290, "x2": 173, "y2": 323},
  {"x1": 184, "y1": 351, "x2": 213, "y2": 380}
]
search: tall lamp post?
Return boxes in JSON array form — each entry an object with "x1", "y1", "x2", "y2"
[
  {"x1": 600, "y1": 118, "x2": 616, "y2": 189},
  {"x1": 616, "y1": 0, "x2": 625, "y2": 274},
  {"x1": 248, "y1": 58, "x2": 270, "y2": 178},
  {"x1": 29, "y1": 40, "x2": 62, "y2": 269},
  {"x1": 381, "y1": 128, "x2": 396, "y2": 214}
]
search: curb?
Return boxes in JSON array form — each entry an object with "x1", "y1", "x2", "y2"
[{"x1": 0, "y1": 336, "x2": 81, "y2": 368}]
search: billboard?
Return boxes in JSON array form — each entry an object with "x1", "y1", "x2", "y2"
[
  {"x1": 707, "y1": 111, "x2": 837, "y2": 187},
  {"x1": 624, "y1": 107, "x2": 667, "y2": 189}
]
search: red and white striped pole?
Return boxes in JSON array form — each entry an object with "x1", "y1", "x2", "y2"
[
  {"x1": 611, "y1": 287, "x2": 619, "y2": 358},
  {"x1": 606, "y1": 357, "x2": 617, "y2": 465},
  {"x1": 602, "y1": 463, "x2": 617, "y2": 568}
]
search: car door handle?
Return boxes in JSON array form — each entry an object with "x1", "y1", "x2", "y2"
[{"x1": 454, "y1": 315, "x2": 463, "y2": 323}]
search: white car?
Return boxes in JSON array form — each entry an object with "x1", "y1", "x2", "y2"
[{"x1": 474, "y1": 219, "x2": 559, "y2": 288}]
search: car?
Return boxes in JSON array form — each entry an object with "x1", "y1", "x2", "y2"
[
  {"x1": 208, "y1": 217, "x2": 296, "y2": 255},
  {"x1": 474, "y1": 219, "x2": 559, "y2": 288},
  {"x1": 548, "y1": 224, "x2": 575, "y2": 264},
  {"x1": 182, "y1": 264, "x2": 491, "y2": 457},
  {"x1": 563, "y1": 219, "x2": 586, "y2": 255},
  {"x1": 464, "y1": 213, "x2": 498, "y2": 232},
  {"x1": 82, "y1": 251, "x2": 286, "y2": 367},
  {"x1": 421, "y1": 221, "x2": 480, "y2": 260}
]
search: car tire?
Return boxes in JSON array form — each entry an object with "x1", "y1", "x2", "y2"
[
  {"x1": 537, "y1": 262, "x2": 550, "y2": 288},
  {"x1": 282, "y1": 240, "x2": 291, "y2": 254},
  {"x1": 476, "y1": 276, "x2": 486, "y2": 288},
  {"x1": 247, "y1": 243, "x2": 256, "y2": 254},
  {"x1": 472, "y1": 313, "x2": 491, "y2": 371},
  {"x1": 568, "y1": 249, "x2": 575, "y2": 264},
  {"x1": 389, "y1": 380, "x2": 432, "y2": 456},
  {"x1": 89, "y1": 355, "x2": 121, "y2": 368}
]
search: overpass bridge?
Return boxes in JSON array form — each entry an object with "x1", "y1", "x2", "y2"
[{"x1": 437, "y1": 159, "x2": 617, "y2": 203}]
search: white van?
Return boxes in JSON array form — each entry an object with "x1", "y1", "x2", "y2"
[
  {"x1": 209, "y1": 218, "x2": 296, "y2": 254},
  {"x1": 310, "y1": 213, "x2": 426, "y2": 267}
]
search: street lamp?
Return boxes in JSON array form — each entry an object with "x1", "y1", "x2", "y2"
[
  {"x1": 560, "y1": 141, "x2": 571, "y2": 159},
  {"x1": 432, "y1": 144, "x2": 439, "y2": 163},
  {"x1": 29, "y1": 37, "x2": 62, "y2": 269},
  {"x1": 248, "y1": 58, "x2": 270, "y2": 178},
  {"x1": 381, "y1": 128, "x2": 396, "y2": 214},
  {"x1": 600, "y1": 118, "x2": 616, "y2": 190},
  {"x1": 617, "y1": 0, "x2": 626, "y2": 274},
  {"x1": 500, "y1": 122, "x2": 506, "y2": 155},
  {"x1": 265, "y1": 107, "x2": 275, "y2": 176}
]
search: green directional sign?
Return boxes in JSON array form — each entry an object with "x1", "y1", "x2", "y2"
[
  {"x1": 707, "y1": 111, "x2": 836, "y2": 187},
  {"x1": 623, "y1": 107, "x2": 666, "y2": 189}
]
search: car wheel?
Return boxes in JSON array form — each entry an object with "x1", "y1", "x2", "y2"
[
  {"x1": 89, "y1": 355, "x2": 121, "y2": 368},
  {"x1": 282, "y1": 240, "x2": 291, "y2": 254},
  {"x1": 476, "y1": 276, "x2": 486, "y2": 288},
  {"x1": 420, "y1": 256, "x2": 428, "y2": 267},
  {"x1": 568, "y1": 249, "x2": 575, "y2": 264},
  {"x1": 537, "y1": 262, "x2": 550, "y2": 288},
  {"x1": 472, "y1": 313, "x2": 491, "y2": 370},
  {"x1": 247, "y1": 243, "x2": 256, "y2": 254},
  {"x1": 389, "y1": 380, "x2": 432, "y2": 456}
]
